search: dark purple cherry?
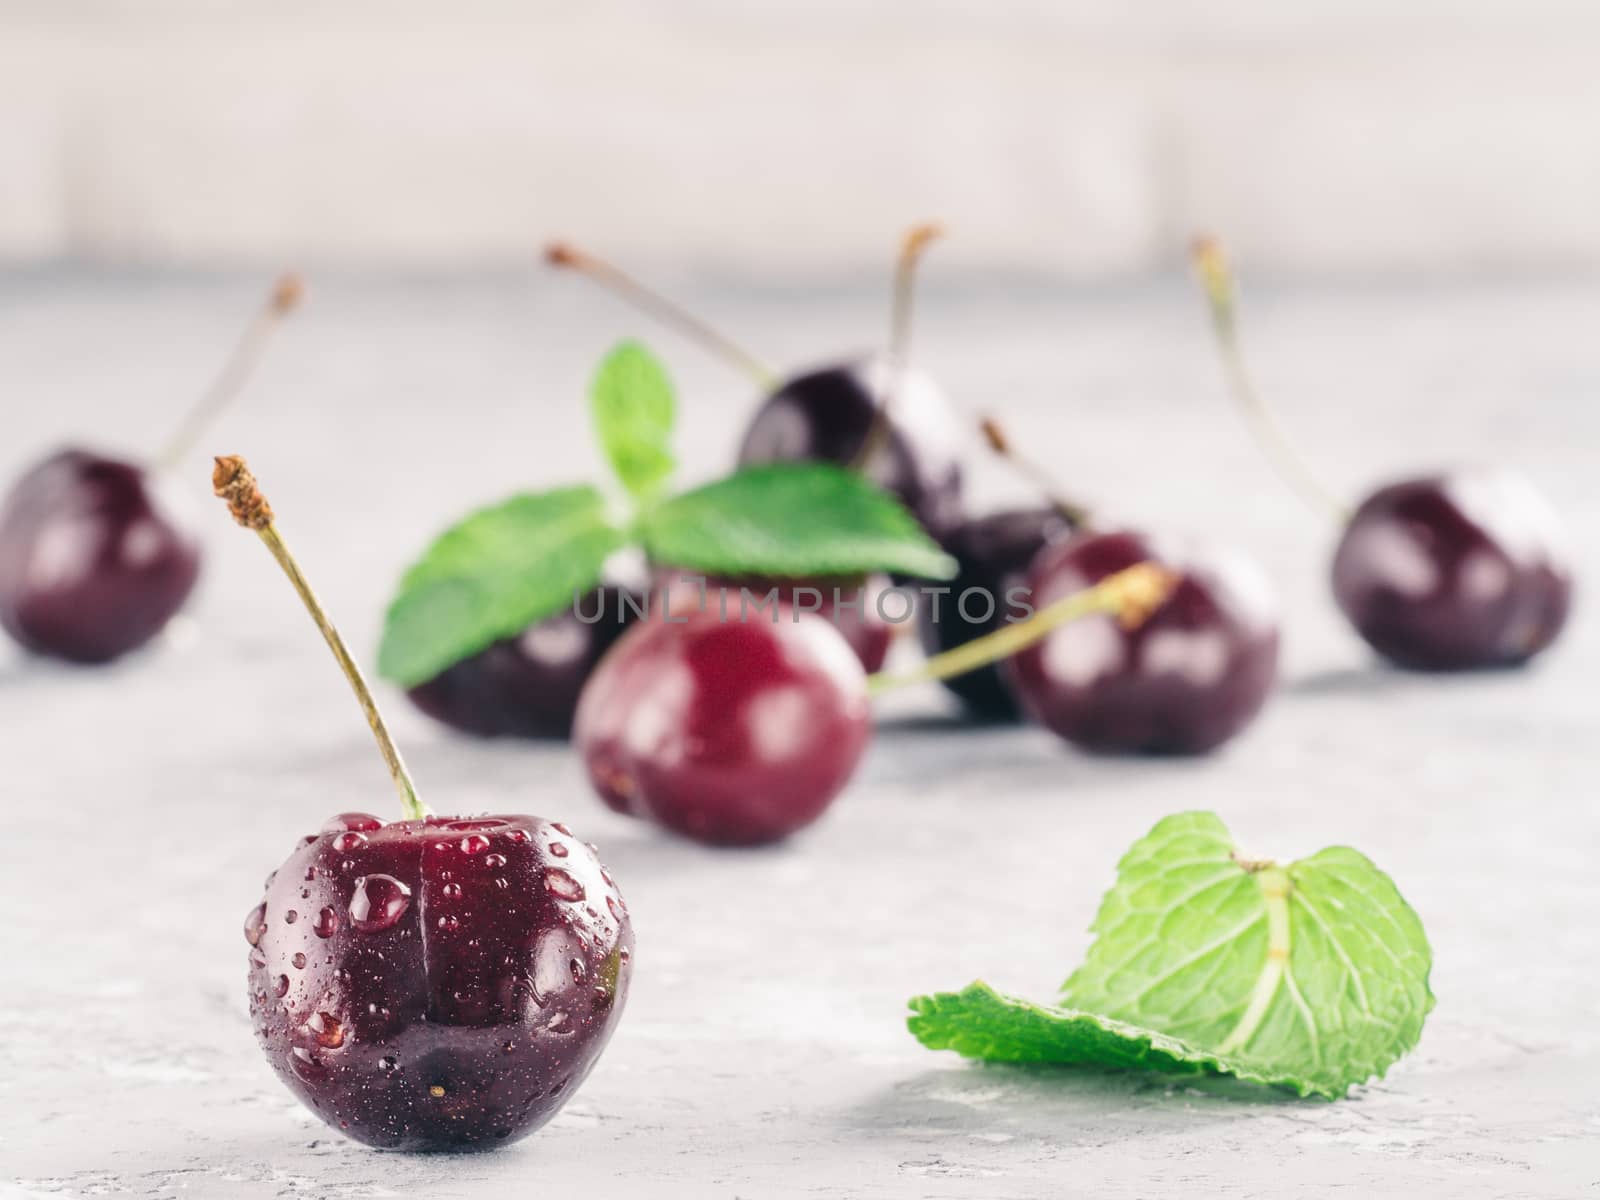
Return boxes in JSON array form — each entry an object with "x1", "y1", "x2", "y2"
[
  {"x1": 1331, "y1": 469, "x2": 1572, "y2": 670},
  {"x1": 407, "y1": 584, "x2": 641, "y2": 737},
  {"x1": 917, "y1": 506, "x2": 1076, "y2": 718},
  {"x1": 1006, "y1": 530, "x2": 1280, "y2": 755},
  {"x1": 0, "y1": 274, "x2": 301, "y2": 665},
  {"x1": 1194, "y1": 237, "x2": 1576, "y2": 673},
  {"x1": 248, "y1": 812, "x2": 632, "y2": 1150},
  {"x1": 548, "y1": 227, "x2": 965, "y2": 539},
  {"x1": 735, "y1": 359, "x2": 965, "y2": 541},
  {"x1": 0, "y1": 449, "x2": 201, "y2": 663},
  {"x1": 652, "y1": 569, "x2": 895, "y2": 674},
  {"x1": 214, "y1": 456, "x2": 632, "y2": 1150},
  {"x1": 573, "y1": 605, "x2": 872, "y2": 846}
]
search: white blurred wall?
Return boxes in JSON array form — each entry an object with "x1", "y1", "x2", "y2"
[{"x1": 4, "y1": 0, "x2": 1600, "y2": 276}]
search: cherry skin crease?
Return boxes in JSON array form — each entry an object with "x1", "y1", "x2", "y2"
[
  {"x1": 736, "y1": 359, "x2": 966, "y2": 542},
  {"x1": 573, "y1": 607, "x2": 873, "y2": 846},
  {"x1": 407, "y1": 585, "x2": 641, "y2": 738},
  {"x1": 0, "y1": 448, "x2": 201, "y2": 663},
  {"x1": 246, "y1": 812, "x2": 633, "y2": 1151},
  {"x1": 1331, "y1": 468, "x2": 1573, "y2": 670},
  {"x1": 1006, "y1": 530, "x2": 1280, "y2": 755},
  {"x1": 918, "y1": 506, "x2": 1077, "y2": 719}
]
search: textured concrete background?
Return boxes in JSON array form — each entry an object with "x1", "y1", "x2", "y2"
[
  {"x1": 0, "y1": 270, "x2": 1596, "y2": 1197},
  {"x1": 7, "y1": 2, "x2": 1600, "y2": 276}
]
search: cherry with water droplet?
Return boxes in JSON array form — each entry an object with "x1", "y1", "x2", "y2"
[
  {"x1": 1194, "y1": 237, "x2": 1575, "y2": 671},
  {"x1": 0, "y1": 275, "x2": 301, "y2": 664},
  {"x1": 547, "y1": 226, "x2": 965, "y2": 540},
  {"x1": 1006, "y1": 530, "x2": 1280, "y2": 755},
  {"x1": 215, "y1": 456, "x2": 632, "y2": 1150}
]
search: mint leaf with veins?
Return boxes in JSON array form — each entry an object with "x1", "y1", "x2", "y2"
[{"x1": 908, "y1": 812, "x2": 1434, "y2": 1098}]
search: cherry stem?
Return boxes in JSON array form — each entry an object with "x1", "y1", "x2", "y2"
[
  {"x1": 1191, "y1": 237, "x2": 1351, "y2": 523},
  {"x1": 545, "y1": 242, "x2": 776, "y2": 387},
  {"x1": 867, "y1": 561, "x2": 1179, "y2": 695},
  {"x1": 978, "y1": 416, "x2": 1094, "y2": 527},
  {"x1": 155, "y1": 274, "x2": 304, "y2": 473},
  {"x1": 212, "y1": 455, "x2": 429, "y2": 822},
  {"x1": 852, "y1": 222, "x2": 942, "y2": 473}
]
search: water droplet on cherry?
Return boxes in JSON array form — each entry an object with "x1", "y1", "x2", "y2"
[
  {"x1": 348, "y1": 874, "x2": 411, "y2": 933},
  {"x1": 543, "y1": 869, "x2": 584, "y2": 901}
]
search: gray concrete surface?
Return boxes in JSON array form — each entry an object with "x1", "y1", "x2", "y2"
[{"x1": 1, "y1": 271, "x2": 1596, "y2": 1197}]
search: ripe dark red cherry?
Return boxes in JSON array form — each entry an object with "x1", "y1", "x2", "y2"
[
  {"x1": 215, "y1": 456, "x2": 632, "y2": 1152},
  {"x1": 0, "y1": 449, "x2": 200, "y2": 662},
  {"x1": 1193, "y1": 238, "x2": 1576, "y2": 673},
  {"x1": 407, "y1": 585, "x2": 641, "y2": 737},
  {"x1": 1331, "y1": 469, "x2": 1572, "y2": 670},
  {"x1": 1006, "y1": 530, "x2": 1279, "y2": 755},
  {"x1": 247, "y1": 812, "x2": 632, "y2": 1150},
  {"x1": 917, "y1": 506, "x2": 1075, "y2": 718},
  {"x1": 736, "y1": 360, "x2": 966, "y2": 541},
  {"x1": 573, "y1": 607, "x2": 872, "y2": 846}
]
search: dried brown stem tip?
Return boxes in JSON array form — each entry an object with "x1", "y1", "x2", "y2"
[
  {"x1": 213, "y1": 455, "x2": 274, "y2": 529},
  {"x1": 979, "y1": 416, "x2": 1010, "y2": 456},
  {"x1": 901, "y1": 222, "x2": 944, "y2": 265},
  {"x1": 271, "y1": 272, "x2": 307, "y2": 313},
  {"x1": 544, "y1": 241, "x2": 580, "y2": 268},
  {"x1": 1111, "y1": 563, "x2": 1183, "y2": 631}
]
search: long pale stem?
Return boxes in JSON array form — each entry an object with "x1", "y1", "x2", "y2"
[
  {"x1": 852, "y1": 223, "x2": 942, "y2": 473},
  {"x1": 545, "y1": 242, "x2": 775, "y2": 386},
  {"x1": 213, "y1": 456, "x2": 428, "y2": 821},
  {"x1": 868, "y1": 561, "x2": 1178, "y2": 695},
  {"x1": 156, "y1": 274, "x2": 304, "y2": 472},
  {"x1": 978, "y1": 416, "x2": 1094, "y2": 527},
  {"x1": 1191, "y1": 238, "x2": 1350, "y2": 523}
]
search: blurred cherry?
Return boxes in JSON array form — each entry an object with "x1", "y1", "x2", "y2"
[
  {"x1": 0, "y1": 273, "x2": 302, "y2": 663},
  {"x1": 917, "y1": 506, "x2": 1073, "y2": 718},
  {"x1": 407, "y1": 584, "x2": 641, "y2": 737},
  {"x1": 574, "y1": 604, "x2": 872, "y2": 846},
  {"x1": 547, "y1": 226, "x2": 965, "y2": 539},
  {"x1": 1006, "y1": 530, "x2": 1280, "y2": 754},
  {"x1": 1194, "y1": 236, "x2": 1574, "y2": 670}
]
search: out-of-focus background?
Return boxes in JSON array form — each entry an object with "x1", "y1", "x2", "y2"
[{"x1": 6, "y1": 0, "x2": 1600, "y2": 277}]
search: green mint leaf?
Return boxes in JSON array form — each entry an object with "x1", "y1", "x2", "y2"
[
  {"x1": 638, "y1": 462, "x2": 957, "y2": 580},
  {"x1": 378, "y1": 485, "x2": 624, "y2": 686},
  {"x1": 908, "y1": 812, "x2": 1434, "y2": 1099},
  {"x1": 591, "y1": 340, "x2": 676, "y2": 502}
]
